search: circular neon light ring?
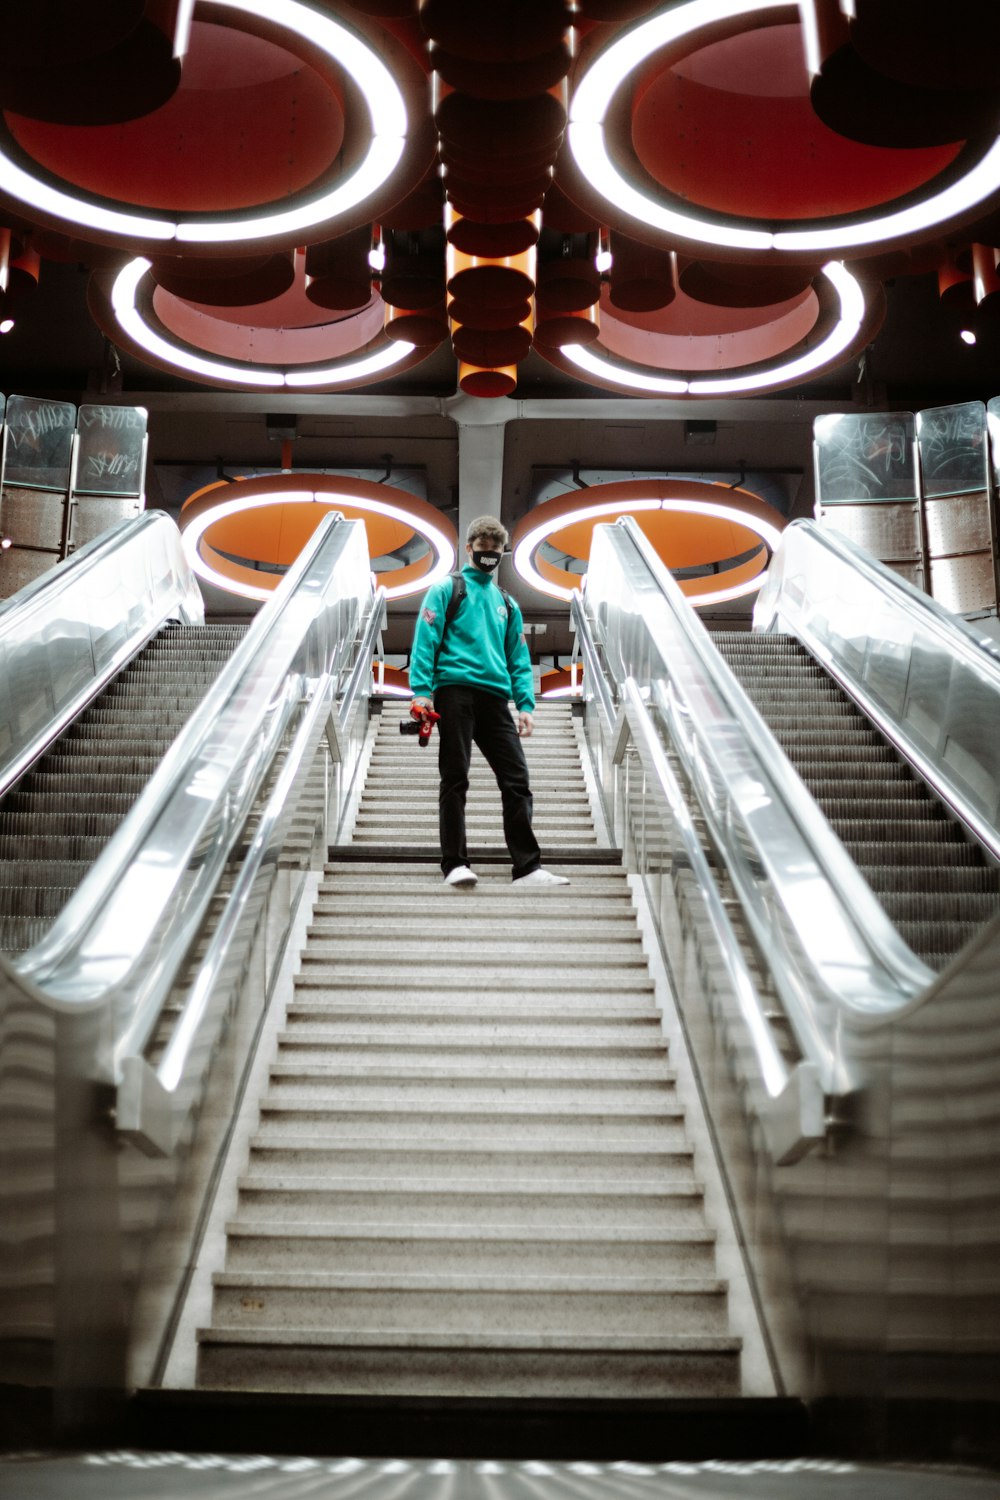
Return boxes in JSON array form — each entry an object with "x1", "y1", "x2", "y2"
[
  {"x1": 569, "y1": 0, "x2": 1000, "y2": 256},
  {"x1": 513, "y1": 488, "x2": 785, "y2": 606},
  {"x1": 554, "y1": 261, "x2": 866, "y2": 396},
  {"x1": 181, "y1": 480, "x2": 456, "y2": 602},
  {"x1": 0, "y1": 0, "x2": 406, "y2": 247},
  {"x1": 108, "y1": 257, "x2": 415, "y2": 387}
]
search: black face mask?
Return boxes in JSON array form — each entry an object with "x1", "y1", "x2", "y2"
[{"x1": 471, "y1": 549, "x2": 502, "y2": 572}]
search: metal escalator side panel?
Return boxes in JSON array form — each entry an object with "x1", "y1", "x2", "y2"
[
  {"x1": 0, "y1": 513, "x2": 203, "y2": 802},
  {"x1": 715, "y1": 631, "x2": 1000, "y2": 973},
  {"x1": 755, "y1": 518, "x2": 1000, "y2": 864},
  {"x1": 0, "y1": 623, "x2": 248, "y2": 957}
]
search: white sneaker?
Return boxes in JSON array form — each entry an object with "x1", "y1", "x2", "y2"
[
  {"x1": 444, "y1": 865, "x2": 478, "y2": 888},
  {"x1": 514, "y1": 868, "x2": 570, "y2": 888}
]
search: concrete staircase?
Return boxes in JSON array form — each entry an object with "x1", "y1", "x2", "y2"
[{"x1": 196, "y1": 700, "x2": 743, "y2": 1398}]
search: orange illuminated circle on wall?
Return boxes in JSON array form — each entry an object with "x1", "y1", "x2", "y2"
[
  {"x1": 539, "y1": 666, "x2": 583, "y2": 699},
  {"x1": 511, "y1": 479, "x2": 786, "y2": 606},
  {"x1": 179, "y1": 473, "x2": 457, "y2": 603}
]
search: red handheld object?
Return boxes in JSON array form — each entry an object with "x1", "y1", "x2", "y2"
[{"x1": 410, "y1": 701, "x2": 441, "y2": 746}]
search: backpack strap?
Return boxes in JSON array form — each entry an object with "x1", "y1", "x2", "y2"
[
  {"x1": 444, "y1": 572, "x2": 466, "y2": 628},
  {"x1": 444, "y1": 573, "x2": 513, "y2": 629},
  {"x1": 435, "y1": 573, "x2": 515, "y2": 670}
]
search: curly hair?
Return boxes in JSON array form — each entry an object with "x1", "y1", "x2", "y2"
[{"x1": 465, "y1": 514, "x2": 508, "y2": 547}]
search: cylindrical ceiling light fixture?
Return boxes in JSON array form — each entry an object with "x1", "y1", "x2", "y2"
[
  {"x1": 457, "y1": 361, "x2": 518, "y2": 398},
  {"x1": 446, "y1": 222, "x2": 538, "y2": 394}
]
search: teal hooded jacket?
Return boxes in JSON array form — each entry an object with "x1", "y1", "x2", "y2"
[{"x1": 409, "y1": 565, "x2": 535, "y2": 711}]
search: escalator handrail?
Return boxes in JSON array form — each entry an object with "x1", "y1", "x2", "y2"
[
  {"x1": 617, "y1": 668, "x2": 793, "y2": 1102},
  {"x1": 760, "y1": 517, "x2": 1000, "y2": 672},
  {"x1": 0, "y1": 512, "x2": 204, "y2": 798},
  {"x1": 588, "y1": 518, "x2": 933, "y2": 1048},
  {"x1": 134, "y1": 576, "x2": 387, "y2": 1099},
  {"x1": 570, "y1": 586, "x2": 616, "y2": 738},
  {"x1": 11, "y1": 514, "x2": 372, "y2": 1041},
  {"x1": 574, "y1": 570, "x2": 859, "y2": 1096}
]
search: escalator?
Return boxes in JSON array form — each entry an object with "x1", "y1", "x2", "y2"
[
  {"x1": 0, "y1": 507, "x2": 383, "y2": 1427},
  {"x1": 712, "y1": 631, "x2": 1000, "y2": 969},
  {"x1": 574, "y1": 515, "x2": 1000, "y2": 1427},
  {"x1": 0, "y1": 623, "x2": 247, "y2": 954}
]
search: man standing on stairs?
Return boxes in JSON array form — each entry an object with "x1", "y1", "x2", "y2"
[{"x1": 410, "y1": 514, "x2": 570, "y2": 891}]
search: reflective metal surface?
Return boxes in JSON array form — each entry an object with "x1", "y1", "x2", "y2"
[
  {"x1": 917, "y1": 403, "x2": 996, "y2": 613},
  {"x1": 579, "y1": 517, "x2": 1000, "y2": 1407},
  {"x1": 755, "y1": 520, "x2": 1000, "y2": 859},
  {"x1": 816, "y1": 502, "x2": 921, "y2": 563},
  {"x1": 0, "y1": 512, "x2": 203, "y2": 798},
  {"x1": 0, "y1": 513, "x2": 380, "y2": 1417},
  {"x1": 0, "y1": 398, "x2": 150, "y2": 601}
]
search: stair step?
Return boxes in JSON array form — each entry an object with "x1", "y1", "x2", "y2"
[
  {"x1": 246, "y1": 1139, "x2": 694, "y2": 1181},
  {"x1": 275, "y1": 1028, "x2": 666, "y2": 1056},
  {"x1": 283, "y1": 1001, "x2": 659, "y2": 1026},
  {"x1": 310, "y1": 895, "x2": 632, "y2": 916},
  {"x1": 196, "y1": 1326, "x2": 742, "y2": 1398},
  {"x1": 255, "y1": 1100, "x2": 688, "y2": 1142},
  {"x1": 292, "y1": 970, "x2": 656, "y2": 993},
  {"x1": 222, "y1": 1221, "x2": 718, "y2": 1276},
  {"x1": 281, "y1": 1019, "x2": 661, "y2": 1044},
  {"x1": 316, "y1": 879, "x2": 628, "y2": 899},
  {"x1": 321, "y1": 862, "x2": 624, "y2": 877},
  {"x1": 209, "y1": 1270, "x2": 730, "y2": 1335},
  {"x1": 235, "y1": 1176, "x2": 705, "y2": 1227},
  {"x1": 267, "y1": 1059, "x2": 676, "y2": 1089},
  {"x1": 298, "y1": 940, "x2": 645, "y2": 963}
]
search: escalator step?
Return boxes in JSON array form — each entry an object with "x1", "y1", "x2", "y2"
[
  {"x1": 0, "y1": 812, "x2": 134, "y2": 836},
  {"x1": 828, "y1": 817, "x2": 964, "y2": 845},
  {"x1": 879, "y1": 889, "x2": 1000, "y2": 921},
  {"x1": 856, "y1": 863, "x2": 1000, "y2": 895},
  {"x1": 836, "y1": 840, "x2": 980, "y2": 867},
  {"x1": 894, "y1": 919, "x2": 988, "y2": 959},
  {"x1": 799, "y1": 782, "x2": 926, "y2": 804},
  {"x1": 0, "y1": 917, "x2": 50, "y2": 952},
  {"x1": 0, "y1": 861, "x2": 92, "y2": 886},
  {"x1": 4, "y1": 775, "x2": 154, "y2": 804},
  {"x1": 34, "y1": 753, "x2": 166, "y2": 775},
  {"x1": 0, "y1": 835, "x2": 116, "y2": 859}
]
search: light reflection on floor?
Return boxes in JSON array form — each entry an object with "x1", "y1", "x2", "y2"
[{"x1": 2, "y1": 1452, "x2": 998, "y2": 1500}]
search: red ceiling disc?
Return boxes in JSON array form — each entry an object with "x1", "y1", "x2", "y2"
[{"x1": 630, "y1": 20, "x2": 964, "y2": 222}]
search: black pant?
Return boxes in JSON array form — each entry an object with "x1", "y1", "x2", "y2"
[{"x1": 435, "y1": 684, "x2": 541, "y2": 880}]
